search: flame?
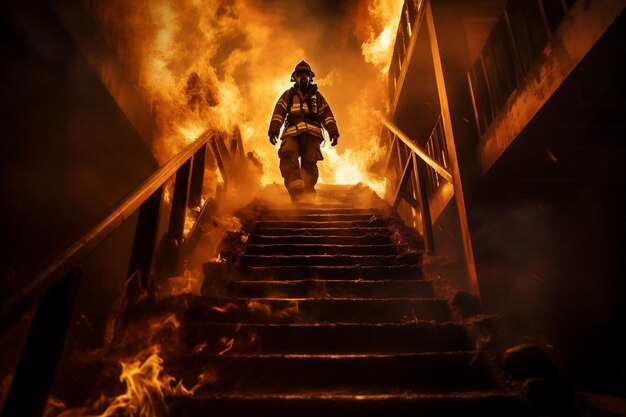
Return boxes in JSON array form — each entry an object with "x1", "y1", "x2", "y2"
[
  {"x1": 157, "y1": 268, "x2": 204, "y2": 299},
  {"x1": 95, "y1": 0, "x2": 402, "y2": 198},
  {"x1": 95, "y1": 349, "x2": 181, "y2": 416},
  {"x1": 82, "y1": 348, "x2": 213, "y2": 417},
  {"x1": 361, "y1": 0, "x2": 404, "y2": 74},
  {"x1": 246, "y1": 300, "x2": 300, "y2": 320},
  {"x1": 218, "y1": 338, "x2": 235, "y2": 355},
  {"x1": 47, "y1": 313, "x2": 217, "y2": 417},
  {"x1": 148, "y1": 313, "x2": 180, "y2": 334},
  {"x1": 321, "y1": 146, "x2": 387, "y2": 196},
  {"x1": 183, "y1": 198, "x2": 206, "y2": 238}
]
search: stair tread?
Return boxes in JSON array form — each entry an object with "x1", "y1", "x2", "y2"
[
  {"x1": 174, "y1": 390, "x2": 522, "y2": 399},
  {"x1": 255, "y1": 220, "x2": 387, "y2": 228},
  {"x1": 239, "y1": 264, "x2": 421, "y2": 270},
  {"x1": 168, "y1": 391, "x2": 526, "y2": 417},
  {"x1": 232, "y1": 297, "x2": 444, "y2": 301},
  {"x1": 228, "y1": 279, "x2": 434, "y2": 298},
  {"x1": 167, "y1": 296, "x2": 450, "y2": 324},
  {"x1": 240, "y1": 253, "x2": 421, "y2": 267},
  {"x1": 184, "y1": 321, "x2": 464, "y2": 328},
  {"x1": 248, "y1": 243, "x2": 395, "y2": 246},
  {"x1": 253, "y1": 227, "x2": 390, "y2": 236},
  {"x1": 242, "y1": 254, "x2": 419, "y2": 259},
  {"x1": 250, "y1": 235, "x2": 393, "y2": 245},
  {"x1": 231, "y1": 279, "x2": 430, "y2": 284},
  {"x1": 173, "y1": 351, "x2": 478, "y2": 359},
  {"x1": 261, "y1": 208, "x2": 381, "y2": 215},
  {"x1": 182, "y1": 321, "x2": 471, "y2": 354},
  {"x1": 245, "y1": 244, "x2": 398, "y2": 255},
  {"x1": 262, "y1": 214, "x2": 381, "y2": 221},
  {"x1": 166, "y1": 350, "x2": 494, "y2": 394},
  {"x1": 247, "y1": 243, "x2": 396, "y2": 248},
  {"x1": 237, "y1": 264, "x2": 422, "y2": 280}
]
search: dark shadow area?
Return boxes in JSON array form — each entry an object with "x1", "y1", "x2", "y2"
[
  {"x1": 0, "y1": 2, "x2": 157, "y2": 298},
  {"x1": 0, "y1": 3, "x2": 159, "y2": 409},
  {"x1": 474, "y1": 11, "x2": 626, "y2": 395}
]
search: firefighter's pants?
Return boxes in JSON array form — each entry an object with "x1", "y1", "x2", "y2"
[{"x1": 278, "y1": 133, "x2": 323, "y2": 196}]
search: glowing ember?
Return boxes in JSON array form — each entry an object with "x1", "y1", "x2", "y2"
[{"x1": 218, "y1": 338, "x2": 235, "y2": 356}]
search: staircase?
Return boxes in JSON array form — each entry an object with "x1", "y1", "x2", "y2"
[{"x1": 167, "y1": 184, "x2": 526, "y2": 416}]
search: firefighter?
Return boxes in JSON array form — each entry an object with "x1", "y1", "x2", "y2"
[{"x1": 268, "y1": 61, "x2": 340, "y2": 202}]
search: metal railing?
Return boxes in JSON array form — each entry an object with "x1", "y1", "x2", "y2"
[
  {"x1": 388, "y1": 0, "x2": 426, "y2": 107},
  {"x1": 381, "y1": 115, "x2": 453, "y2": 254},
  {"x1": 468, "y1": 0, "x2": 576, "y2": 135},
  {"x1": 0, "y1": 130, "x2": 244, "y2": 417},
  {"x1": 422, "y1": 116, "x2": 450, "y2": 196}
]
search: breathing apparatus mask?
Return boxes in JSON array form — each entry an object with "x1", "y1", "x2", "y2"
[{"x1": 295, "y1": 71, "x2": 311, "y2": 88}]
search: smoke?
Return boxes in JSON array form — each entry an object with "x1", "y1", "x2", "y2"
[{"x1": 93, "y1": 0, "x2": 403, "y2": 195}]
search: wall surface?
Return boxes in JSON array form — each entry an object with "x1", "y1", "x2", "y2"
[
  {"x1": 474, "y1": 12, "x2": 625, "y2": 393},
  {"x1": 1, "y1": 2, "x2": 158, "y2": 297}
]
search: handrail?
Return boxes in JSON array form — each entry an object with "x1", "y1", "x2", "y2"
[
  {"x1": 381, "y1": 116, "x2": 453, "y2": 183},
  {"x1": 0, "y1": 132, "x2": 211, "y2": 332}
]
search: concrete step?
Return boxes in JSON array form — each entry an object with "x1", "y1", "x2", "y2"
[
  {"x1": 253, "y1": 227, "x2": 389, "y2": 236},
  {"x1": 261, "y1": 213, "x2": 380, "y2": 222},
  {"x1": 165, "y1": 351, "x2": 491, "y2": 394},
  {"x1": 240, "y1": 253, "x2": 421, "y2": 267},
  {"x1": 254, "y1": 219, "x2": 388, "y2": 229},
  {"x1": 168, "y1": 391, "x2": 526, "y2": 417},
  {"x1": 245, "y1": 244, "x2": 398, "y2": 256},
  {"x1": 261, "y1": 208, "x2": 381, "y2": 216},
  {"x1": 250, "y1": 235, "x2": 393, "y2": 245},
  {"x1": 181, "y1": 322, "x2": 471, "y2": 355},
  {"x1": 171, "y1": 297, "x2": 450, "y2": 324},
  {"x1": 228, "y1": 279, "x2": 434, "y2": 298},
  {"x1": 264, "y1": 203, "x2": 355, "y2": 210},
  {"x1": 237, "y1": 264, "x2": 422, "y2": 280}
]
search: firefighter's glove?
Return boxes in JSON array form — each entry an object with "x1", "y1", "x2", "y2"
[
  {"x1": 330, "y1": 135, "x2": 339, "y2": 147},
  {"x1": 269, "y1": 134, "x2": 278, "y2": 146}
]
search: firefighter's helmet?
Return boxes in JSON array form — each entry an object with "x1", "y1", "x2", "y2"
[{"x1": 291, "y1": 60, "x2": 315, "y2": 82}]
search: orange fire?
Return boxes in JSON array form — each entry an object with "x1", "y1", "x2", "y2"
[
  {"x1": 93, "y1": 349, "x2": 187, "y2": 417},
  {"x1": 361, "y1": 0, "x2": 405, "y2": 74},
  {"x1": 95, "y1": 0, "x2": 403, "y2": 197},
  {"x1": 47, "y1": 313, "x2": 217, "y2": 417}
]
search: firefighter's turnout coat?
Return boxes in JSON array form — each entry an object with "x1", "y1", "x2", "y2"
[{"x1": 268, "y1": 85, "x2": 340, "y2": 141}]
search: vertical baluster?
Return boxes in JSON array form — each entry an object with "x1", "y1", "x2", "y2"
[
  {"x1": 127, "y1": 186, "x2": 164, "y2": 301},
  {"x1": 412, "y1": 153, "x2": 435, "y2": 253},
  {"x1": 189, "y1": 144, "x2": 207, "y2": 208},
  {"x1": 164, "y1": 159, "x2": 192, "y2": 275}
]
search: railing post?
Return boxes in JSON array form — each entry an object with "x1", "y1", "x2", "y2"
[
  {"x1": 126, "y1": 186, "x2": 163, "y2": 302},
  {"x1": 2, "y1": 267, "x2": 82, "y2": 417},
  {"x1": 189, "y1": 144, "x2": 206, "y2": 207},
  {"x1": 164, "y1": 159, "x2": 192, "y2": 275},
  {"x1": 392, "y1": 156, "x2": 413, "y2": 212},
  {"x1": 210, "y1": 135, "x2": 229, "y2": 195},
  {"x1": 426, "y1": 0, "x2": 482, "y2": 296},
  {"x1": 412, "y1": 153, "x2": 435, "y2": 253}
]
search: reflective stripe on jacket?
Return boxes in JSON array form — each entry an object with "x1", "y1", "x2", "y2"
[{"x1": 268, "y1": 86, "x2": 340, "y2": 140}]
